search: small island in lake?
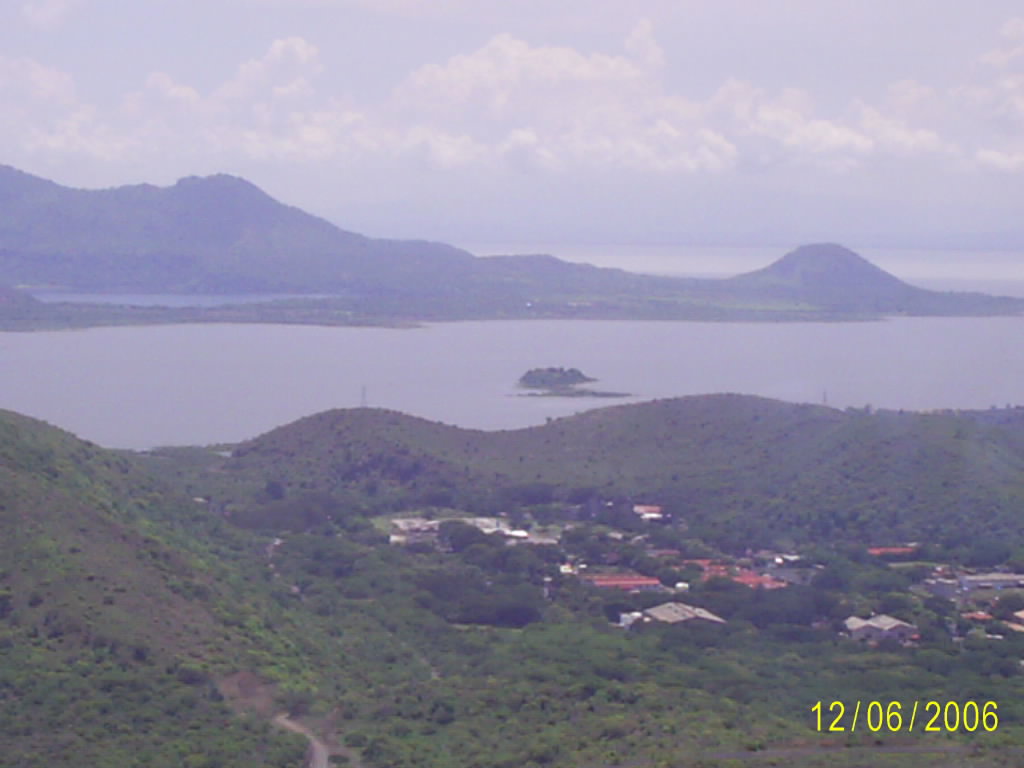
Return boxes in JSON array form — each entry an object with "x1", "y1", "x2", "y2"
[{"x1": 517, "y1": 367, "x2": 631, "y2": 398}]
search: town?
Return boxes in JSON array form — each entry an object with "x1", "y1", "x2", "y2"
[{"x1": 384, "y1": 499, "x2": 1024, "y2": 649}]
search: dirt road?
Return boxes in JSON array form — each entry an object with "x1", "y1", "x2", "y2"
[{"x1": 272, "y1": 714, "x2": 330, "y2": 768}]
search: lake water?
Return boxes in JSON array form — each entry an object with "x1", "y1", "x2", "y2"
[{"x1": 2, "y1": 317, "x2": 1023, "y2": 449}]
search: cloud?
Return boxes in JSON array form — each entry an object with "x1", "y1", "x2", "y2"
[
  {"x1": 0, "y1": 55, "x2": 77, "y2": 105},
  {"x1": 857, "y1": 105, "x2": 952, "y2": 155},
  {"x1": 5, "y1": 17, "x2": 1024, "y2": 184},
  {"x1": 390, "y1": 22, "x2": 740, "y2": 173},
  {"x1": 980, "y1": 17, "x2": 1024, "y2": 68},
  {"x1": 21, "y1": 0, "x2": 82, "y2": 28},
  {"x1": 241, "y1": 0, "x2": 464, "y2": 13},
  {"x1": 215, "y1": 37, "x2": 323, "y2": 104},
  {"x1": 976, "y1": 148, "x2": 1024, "y2": 171}
]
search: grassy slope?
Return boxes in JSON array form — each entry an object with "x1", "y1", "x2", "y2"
[
  {"x1": 214, "y1": 395, "x2": 1024, "y2": 550},
  {"x1": 0, "y1": 410, "x2": 308, "y2": 767}
]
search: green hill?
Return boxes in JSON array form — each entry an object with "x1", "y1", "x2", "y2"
[
  {"x1": 0, "y1": 410, "x2": 309, "y2": 766},
  {"x1": 212, "y1": 395, "x2": 1024, "y2": 551},
  {"x1": 7, "y1": 404, "x2": 1024, "y2": 767}
]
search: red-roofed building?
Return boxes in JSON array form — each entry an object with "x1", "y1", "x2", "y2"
[
  {"x1": 683, "y1": 560, "x2": 789, "y2": 590},
  {"x1": 579, "y1": 572, "x2": 665, "y2": 592},
  {"x1": 867, "y1": 546, "x2": 917, "y2": 557},
  {"x1": 732, "y1": 571, "x2": 788, "y2": 590},
  {"x1": 961, "y1": 611, "x2": 994, "y2": 622}
]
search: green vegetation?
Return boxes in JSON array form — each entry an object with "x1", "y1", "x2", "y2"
[
  {"x1": 516, "y1": 367, "x2": 629, "y2": 398},
  {"x1": 0, "y1": 410, "x2": 308, "y2": 766},
  {"x1": 6, "y1": 397, "x2": 1024, "y2": 767},
  {"x1": 185, "y1": 396, "x2": 1024, "y2": 553},
  {"x1": 519, "y1": 367, "x2": 596, "y2": 390}
]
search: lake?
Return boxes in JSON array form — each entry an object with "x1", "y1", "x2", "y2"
[{"x1": 2, "y1": 317, "x2": 1023, "y2": 449}]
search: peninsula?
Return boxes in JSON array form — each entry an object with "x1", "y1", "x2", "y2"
[{"x1": 2, "y1": 165, "x2": 1022, "y2": 330}]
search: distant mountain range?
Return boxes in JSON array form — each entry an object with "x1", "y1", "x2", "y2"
[{"x1": 1, "y1": 164, "x2": 1022, "y2": 326}]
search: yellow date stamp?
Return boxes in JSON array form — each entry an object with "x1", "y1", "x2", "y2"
[{"x1": 812, "y1": 700, "x2": 998, "y2": 733}]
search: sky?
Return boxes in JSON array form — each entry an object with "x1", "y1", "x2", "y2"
[{"x1": 3, "y1": 0, "x2": 1024, "y2": 258}]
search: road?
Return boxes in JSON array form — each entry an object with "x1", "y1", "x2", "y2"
[{"x1": 272, "y1": 714, "x2": 330, "y2": 768}]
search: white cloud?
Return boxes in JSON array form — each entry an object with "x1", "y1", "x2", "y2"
[
  {"x1": 21, "y1": 0, "x2": 82, "y2": 29},
  {"x1": 5, "y1": 16, "x2": 1024, "y2": 184},
  {"x1": 857, "y1": 105, "x2": 952, "y2": 155},
  {"x1": 215, "y1": 37, "x2": 323, "y2": 104},
  {"x1": 976, "y1": 148, "x2": 1024, "y2": 171},
  {"x1": 240, "y1": 0, "x2": 465, "y2": 15},
  {"x1": 980, "y1": 17, "x2": 1024, "y2": 68},
  {"x1": 0, "y1": 55, "x2": 77, "y2": 105},
  {"x1": 389, "y1": 24, "x2": 745, "y2": 174}
]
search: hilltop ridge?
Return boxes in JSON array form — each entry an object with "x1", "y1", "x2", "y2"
[
  {"x1": 1, "y1": 165, "x2": 1021, "y2": 325},
  {"x1": 210, "y1": 394, "x2": 1024, "y2": 552},
  {"x1": 733, "y1": 243, "x2": 912, "y2": 292}
]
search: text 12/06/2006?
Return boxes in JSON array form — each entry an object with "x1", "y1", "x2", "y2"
[{"x1": 811, "y1": 700, "x2": 998, "y2": 733}]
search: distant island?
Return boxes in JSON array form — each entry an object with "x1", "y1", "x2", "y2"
[
  {"x1": 518, "y1": 367, "x2": 630, "y2": 398},
  {"x1": 2, "y1": 165, "x2": 1023, "y2": 330},
  {"x1": 519, "y1": 367, "x2": 595, "y2": 389}
]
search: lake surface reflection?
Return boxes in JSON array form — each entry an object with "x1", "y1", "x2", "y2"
[{"x1": 2, "y1": 317, "x2": 1023, "y2": 449}]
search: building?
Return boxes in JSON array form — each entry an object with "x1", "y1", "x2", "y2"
[
  {"x1": 959, "y1": 573, "x2": 1024, "y2": 592},
  {"x1": 922, "y1": 578, "x2": 959, "y2": 600},
  {"x1": 867, "y1": 546, "x2": 918, "y2": 557},
  {"x1": 684, "y1": 559, "x2": 788, "y2": 590},
  {"x1": 388, "y1": 517, "x2": 441, "y2": 545},
  {"x1": 389, "y1": 515, "x2": 514, "y2": 546},
  {"x1": 768, "y1": 566, "x2": 816, "y2": 586},
  {"x1": 641, "y1": 601, "x2": 726, "y2": 625},
  {"x1": 961, "y1": 611, "x2": 993, "y2": 622},
  {"x1": 844, "y1": 614, "x2": 918, "y2": 644},
  {"x1": 632, "y1": 504, "x2": 663, "y2": 517},
  {"x1": 578, "y1": 572, "x2": 665, "y2": 592}
]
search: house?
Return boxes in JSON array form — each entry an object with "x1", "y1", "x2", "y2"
[
  {"x1": 389, "y1": 517, "x2": 441, "y2": 545},
  {"x1": 959, "y1": 573, "x2": 1024, "y2": 592},
  {"x1": 645, "y1": 548, "x2": 683, "y2": 562},
  {"x1": 641, "y1": 601, "x2": 726, "y2": 625},
  {"x1": 460, "y1": 517, "x2": 511, "y2": 534},
  {"x1": 961, "y1": 611, "x2": 993, "y2": 622},
  {"x1": 389, "y1": 516, "x2": 514, "y2": 546},
  {"x1": 844, "y1": 614, "x2": 918, "y2": 644},
  {"x1": 731, "y1": 571, "x2": 788, "y2": 590},
  {"x1": 578, "y1": 572, "x2": 666, "y2": 592},
  {"x1": 922, "y1": 578, "x2": 959, "y2": 599},
  {"x1": 632, "y1": 504, "x2": 663, "y2": 517},
  {"x1": 684, "y1": 559, "x2": 788, "y2": 590},
  {"x1": 768, "y1": 566, "x2": 816, "y2": 586},
  {"x1": 867, "y1": 546, "x2": 918, "y2": 557}
]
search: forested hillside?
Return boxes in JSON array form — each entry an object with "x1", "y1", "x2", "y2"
[
  {"x1": 214, "y1": 395, "x2": 1024, "y2": 553},
  {"x1": 7, "y1": 401, "x2": 1024, "y2": 767},
  {"x1": 0, "y1": 410, "x2": 307, "y2": 767}
]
